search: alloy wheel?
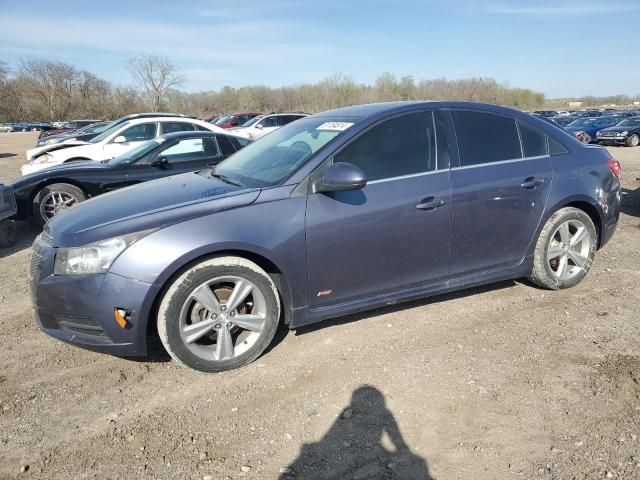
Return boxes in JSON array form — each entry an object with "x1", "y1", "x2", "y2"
[
  {"x1": 178, "y1": 276, "x2": 267, "y2": 361},
  {"x1": 546, "y1": 219, "x2": 591, "y2": 281},
  {"x1": 39, "y1": 191, "x2": 79, "y2": 221}
]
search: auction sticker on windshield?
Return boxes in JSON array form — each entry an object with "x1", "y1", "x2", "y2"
[{"x1": 317, "y1": 122, "x2": 354, "y2": 131}]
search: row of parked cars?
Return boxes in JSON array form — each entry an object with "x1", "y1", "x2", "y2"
[
  {"x1": 532, "y1": 109, "x2": 640, "y2": 147},
  {"x1": 5, "y1": 101, "x2": 619, "y2": 373}
]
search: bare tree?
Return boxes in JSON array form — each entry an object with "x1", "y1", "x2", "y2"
[{"x1": 127, "y1": 55, "x2": 184, "y2": 112}]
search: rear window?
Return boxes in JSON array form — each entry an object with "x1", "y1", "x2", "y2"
[
  {"x1": 519, "y1": 122, "x2": 548, "y2": 157},
  {"x1": 451, "y1": 111, "x2": 522, "y2": 166}
]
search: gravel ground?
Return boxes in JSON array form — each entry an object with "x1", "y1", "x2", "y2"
[{"x1": 0, "y1": 131, "x2": 639, "y2": 480}]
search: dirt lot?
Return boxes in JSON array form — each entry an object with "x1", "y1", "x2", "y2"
[{"x1": 0, "y1": 131, "x2": 639, "y2": 480}]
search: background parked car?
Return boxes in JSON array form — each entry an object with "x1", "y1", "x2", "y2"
[
  {"x1": 0, "y1": 184, "x2": 17, "y2": 248},
  {"x1": 565, "y1": 116, "x2": 623, "y2": 143},
  {"x1": 12, "y1": 130, "x2": 250, "y2": 225},
  {"x1": 596, "y1": 116, "x2": 640, "y2": 147},
  {"x1": 546, "y1": 115, "x2": 578, "y2": 128},
  {"x1": 532, "y1": 110, "x2": 558, "y2": 117},
  {"x1": 0, "y1": 124, "x2": 11, "y2": 133},
  {"x1": 213, "y1": 113, "x2": 262, "y2": 129},
  {"x1": 33, "y1": 121, "x2": 111, "y2": 147},
  {"x1": 21, "y1": 116, "x2": 228, "y2": 175},
  {"x1": 28, "y1": 122, "x2": 54, "y2": 132},
  {"x1": 9, "y1": 123, "x2": 30, "y2": 132},
  {"x1": 229, "y1": 112, "x2": 309, "y2": 140},
  {"x1": 38, "y1": 119, "x2": 102, "y2": 139}
]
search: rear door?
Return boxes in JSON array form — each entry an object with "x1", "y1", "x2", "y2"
[
  {"x1": 305, "y1": 110, "x2": 452, "y2": 308},
  {"x1": 448, "y1": 110, "x2": 553, "y2": 277}
]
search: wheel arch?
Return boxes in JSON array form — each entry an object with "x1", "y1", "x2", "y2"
[
  {"x1": 29, "y1": 177, "x2": 91, "y2": 211},
  {"x1": 145, "y1": 248, "x2": 294, "y2": 345},
  {"x1": 544, "y1": 196, "x2": 604, "y2": 248}
]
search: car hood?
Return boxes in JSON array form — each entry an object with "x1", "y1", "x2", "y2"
[
  {"x1": 27, "y1": 140, "x2": 91, "y2": 160},
  {"x1": 47, "y1": 171, "x2": 260, "y2": 247},
  {"x1": 599, "y1": 126, "x2": 637, "y2": 133}
]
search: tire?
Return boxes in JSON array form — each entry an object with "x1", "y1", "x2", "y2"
[
  {"x1": 32, "y1": 183, "x2": 87, "y2": 226},
  {"x1": 0, "y1": 220, "x2": 16, "y2": 248},
  {"x1": 626, "y1": 134, "x2": 640, "y2": 147},
  {"x1": 157, "y1": 256, "x2": 281, "y2": 372},
  {"x1": 529, "y1": 207, "x2": 597, "y2": 290},
  {"x1": 581, "y1": 133, "x2": 591, "y2": 144}
]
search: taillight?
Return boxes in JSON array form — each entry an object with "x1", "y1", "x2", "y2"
[{"x1": 608, "y1": 158, "x2": 621, "y2": 178}]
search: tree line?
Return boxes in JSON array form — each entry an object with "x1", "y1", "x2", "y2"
[{"x1": 0, "y1": 55, "x2": 600, "y2": 123}]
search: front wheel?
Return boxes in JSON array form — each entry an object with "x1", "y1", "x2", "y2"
[
  {"x1": 157, "y1": 257, "x2": 281, "y2": 372},
  {"x1": 33, "y1": 183, "x2": 87, "y2": 226},
  {"x1": 529, "y1": 207, "x2": 597, "y2": 290},
  {"x1": 626, "y1": 134, "x2": 640, "y2": 147}
]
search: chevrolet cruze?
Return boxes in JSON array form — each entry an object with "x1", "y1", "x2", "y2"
[{"x1": 29, "y1": 102, "x2": 621, "y2": 372}]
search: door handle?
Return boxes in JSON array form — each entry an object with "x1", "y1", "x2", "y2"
[
  {"x1": 520, "y1": 177, "x2": 544, "y2": 189},
  {"x1": 416, "y1": 197, "x2": 446, "y2": 210}
]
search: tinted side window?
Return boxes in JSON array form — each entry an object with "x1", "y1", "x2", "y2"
[
  {"x1": 162, "y1": 122, "x2": 195, "y2": 134},
  {"x1": 259, "y1": 116, "x2": 279, "y2": 128},
  {"x1": 334, "y1": 112, "x2": 436, "y2": 181},
  {"x1": 519, "y1": 122, "x2": 548, "y2": 157},
  {"x1": 217, "y1": 135, "x2": 236, "y2": 156},
  {"x1": 451, "y1": 111, "x2": 522, "y2": 166},
  {"x1": 549, "y1": 137, "x2": 569, "y2": 155},
  {"x1": 120, "y1": 123, "x2": 157, "y2": 142},
  {"x1": 160, "y1": 138, "x2": 220, "y2": 163}
]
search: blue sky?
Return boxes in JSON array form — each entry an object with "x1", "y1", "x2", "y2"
[{"x1": 0, "y1": 0, "x2": 638, "y2": 98}]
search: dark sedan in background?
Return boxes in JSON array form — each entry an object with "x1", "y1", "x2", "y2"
[
  {"x1": 35, "y1": 121, "x2": 111, "y2": 147},
  {"x1": 38, "y1": 119, "x2": 103, "y2": 139},
  {"x1": 12, "y1": 131, "x2": 250, "y2": 226},
  {"x1": 597, "y1": 117, "x2": 640, "y2": 147}
]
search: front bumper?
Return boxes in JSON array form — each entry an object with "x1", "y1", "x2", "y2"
[
  {"x1": 597, "y1": 136, "x2": 628, "y2": 145},
  {"x1": 29, "y1": 235, "x2": 160, "y2": 356}
]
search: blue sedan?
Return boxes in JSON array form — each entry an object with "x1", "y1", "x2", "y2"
[
  {"x1": 29, "y1": 101, "x2": 621, "y2": 372},
  {"x1": 565, "y1": 116, "x2": 624, "y2": 143}
]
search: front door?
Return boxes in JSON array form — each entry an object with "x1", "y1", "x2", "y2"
[
  {"x1": 103, "y1": 122, "x2": 158, "y2": 160},
  {"x1": 305, "y1": 111, "x2": 452, "y2": 309},
  {"x1": 448, "y1": 110, "x2": 553, "y2": 277}
]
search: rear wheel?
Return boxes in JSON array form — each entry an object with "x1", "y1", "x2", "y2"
[
  {"x1": 580, "y1": 133, "x2": 592, "y2": 144},
  {"x1": 33, "y1": 183, "x2": 87, "y2": 226},
  {"x1": 157, "y1": 257, "x2": 281, "y2": 372},
  {"x1": 626, "y1": 134, "x2": 639, "y2": 147},
  {"x1": 529, "y1": 207, "x2": 597, "y2": 290}
]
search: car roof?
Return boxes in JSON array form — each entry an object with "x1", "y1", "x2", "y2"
[
  {"x1": 312, "y1": 101, "x2": 539, "y2": 121},
  {"x1": 159, "y1": 131, "x2": 216, "y2": 141}
]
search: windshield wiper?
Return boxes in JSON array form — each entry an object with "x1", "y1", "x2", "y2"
[{"x1": 210, "y1": 169, "x2": 243, "y2": 187}]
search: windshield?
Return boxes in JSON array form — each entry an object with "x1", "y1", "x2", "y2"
[
  {"x1": 83, "y1": 122, "x2": 109, "y2": 134},
  {"x1": 109, "y1": 139, "x2": 163, "y2": 165},
  {"x1": 211, "y1": 117, "x2": 355, "y2": 188},
  {"x1": 89, "y1": 120, "x2": 129, "y2": 143},
  {"x1": 567, "y1": 118, "x2": 596, "y2": 128},
  {"x1": 214, "y1": 115, "x2": 231, "y2": 125},
  {"x1": 596, "y1": 117, "x2": 622, "y2": 127},
  {"x1": 618, "y1": 118, "x2": 640, "y2": 127},
  {"x1": 61, "y1": 122, "x2": 79, "y2": 129},
  {"x1": 240, "y1": 115, "x2": 264, "y2": 127}
]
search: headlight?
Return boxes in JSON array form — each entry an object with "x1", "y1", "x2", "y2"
[
  {"x1": 54, "y1": 230, "x2": 154, "y2": 275},
  {"x1": 619, "y1": 131, "x2": 628, "y2": 137},
  {"x1": 32, "y1": 154, "x2": 57, "y2": 165},
  {"x1": 44, "y1": 138, "x2": 61, "y2": 145}
]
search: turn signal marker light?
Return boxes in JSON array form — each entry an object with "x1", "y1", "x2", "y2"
[{"x1": 114, "y1": 308, "x2": 129, "y2": 329}]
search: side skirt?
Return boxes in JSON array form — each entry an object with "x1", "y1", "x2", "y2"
[{"x1": 289, "y1": 257, "x2": 533, "y2": 329}]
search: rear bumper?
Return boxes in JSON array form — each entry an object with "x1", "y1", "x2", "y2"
[
  {"x1": 600, "y1": 182, "x2": 621, "y2": 248},
  {"x1": 30, "y1": 238, "x2": 160, "y2": 356}
]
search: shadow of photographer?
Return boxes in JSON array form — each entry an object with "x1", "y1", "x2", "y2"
[{"x1": 280, "y1": 385, "x2": 432, "y2": 480}]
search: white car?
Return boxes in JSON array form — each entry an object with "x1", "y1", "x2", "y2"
[
  {"x1": 0, "y1": 124, "x2": 11, "y2": 133},
  {"x1": 21, "y1": 117, "x2": 227, "y2": 176},
  {"x1": 229, "y1": 113, "x2": 308, "y2": 141}
]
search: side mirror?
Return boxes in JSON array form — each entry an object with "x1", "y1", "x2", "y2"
[
  {"x1": 151, "y1": 157, "x2": 168, "y2": 168},
  {"x1": 255, "y1": 123, "x2": 263, "y2": 130},
  {"x1": 113, "y1": 135, "x2": 127, "y2": 144},
  {"x1": 315, "y1": 162, "x2": 367, "y2": 193}
]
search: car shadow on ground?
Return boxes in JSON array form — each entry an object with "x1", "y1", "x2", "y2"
[
  {"x1": 0, "y1": 221, "x2": 38, "y2": 259},
  {"x1": 621, "y1": 184, "x2": 640, "y2": 218},
  {"x1": 0, "y1": 153, "x2": 17, "y2": 159},
  {"x1": 280, "y1": 385, "x2": 433, "y2": 480}
]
